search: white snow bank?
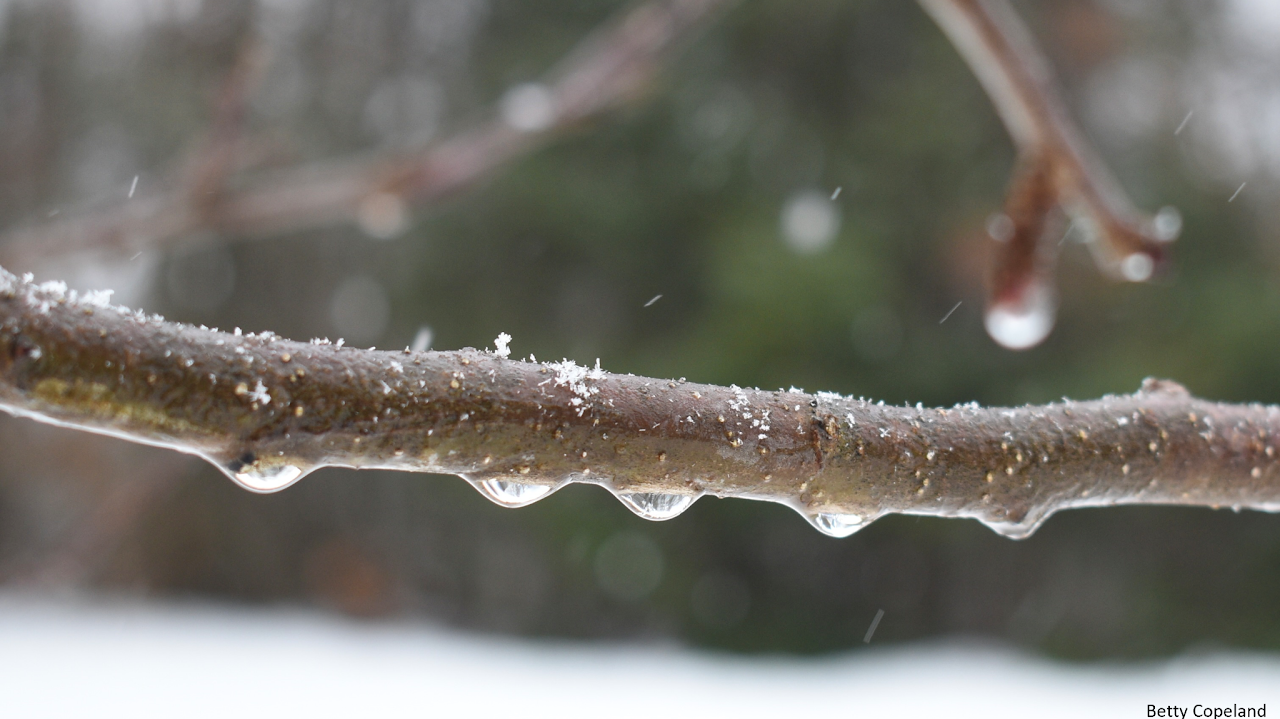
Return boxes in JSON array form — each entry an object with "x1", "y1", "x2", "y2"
[{"x1": 0, "y1": 594, "x2": 1275, "y2": 718}]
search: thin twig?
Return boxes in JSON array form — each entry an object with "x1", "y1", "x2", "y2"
[
  {"x1": 2, "y1": 267, "x2": 1277, "y2": 540},
  {"x1": 0, "y1": 0, "x2": 734, "y2": 267},
  {"x1": 918, "y1": 0, "x2": 1178, "y2": 348},
  {"x1": 182, "y1": 36, "x2": 270, "y2": 220}
]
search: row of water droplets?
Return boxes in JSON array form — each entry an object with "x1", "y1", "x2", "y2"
[
  {"x1": 214, "y1": 451, "x2": 1040, "y2": 539},
  {"x1": 466, "y1": 475, "x2": 699, "y2": 520},
  {"x1": 129, "y1": 325, "x2": 869, "y2": 533},
  {"x1": 212, "y1": 455, "x2": 871, "y2": 535},
  {"x1": 465, "y1": 474, "x2": 874, "y2": 534},
  {"x1": 466, "y1": 340, "x2": 865, "y2": 532},
  {"x1": 201, "y1": 335, "x2": 1025, "y2": 538},
  {"x1": 4, "y1": 274, "x2": 1040, "y2": 539}
]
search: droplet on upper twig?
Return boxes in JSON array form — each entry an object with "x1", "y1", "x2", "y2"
[{"x1": 985, "y1": 281, "x2": 1056, "y2": 350}]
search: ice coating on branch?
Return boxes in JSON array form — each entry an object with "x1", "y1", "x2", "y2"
[{"x1": 5, "y1": 263, "x2": 1277, "y2": 544}]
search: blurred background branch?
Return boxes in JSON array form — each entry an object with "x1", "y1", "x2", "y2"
[{"x1": 0, "y1": 0, "x2": 734, "y2": 268}]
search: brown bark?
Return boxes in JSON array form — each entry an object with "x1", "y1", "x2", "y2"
[{"x1": 3, "y1": 268, "x2": 1277, "y2": 540}]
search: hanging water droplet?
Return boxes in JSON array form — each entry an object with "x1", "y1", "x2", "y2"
[
  {"x1": 1152, "y1": 206, "x2": 1182, "y2": 242},
  {"x1": 979, "y1": 514, "x2": 1047, "y2": 540},
  {"x1": 804, "y1": 512, "x2": 867, "y2": 538},
  {"x1": 985, "y1": 282, "x2": 1056, "y2": 350},
  {"x1": 217, "y1": 453, "x2": 308, "y2": 493},
  {"x1": 616, "y1": 492, "x2": 697, "y2": 520},
  {"x1": 1119, "y1": 253, "x2": 1154, "y2": 282},
  {"x1": 468, "y1": 477, "x2": 558, "y2": 508}
]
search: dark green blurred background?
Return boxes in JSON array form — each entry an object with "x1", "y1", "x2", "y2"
[{"x1": 2, "y1": 0, "x2": 1279, "y2": 659}]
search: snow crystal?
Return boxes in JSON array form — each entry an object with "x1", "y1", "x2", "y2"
[
  {"x1": 35, "y1": 280, "x2": 68, "y2": 298},
  {"x1": 544, "y1": 358, "x2": 606, "y2": 415},
  {"x1": 80, "y1": 289, "x2": 114, "y2": 308},
  {"x1": 494, "y1": 332, "x2": 512, "y2": 359},
  {"x1": 248, "y1": 380, "x2": 271, "y2": 406}
]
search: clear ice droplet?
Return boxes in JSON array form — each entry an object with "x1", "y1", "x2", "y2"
[
  {"x1": 979, "y1": 515, "x2": 1046, "y2": 540},
  {"x1": 805, "y1": 512, "x2": 867, "y2": 538},
  {"x1": 616, "y1": 492, "x2": 697, "y2": 521},
  {"x1": 224, "y1": 463, "x2": 306, "y2": 493},
  {"x1": 469, "y1": 477, "x2": 557, "y2": 508},
  {"x1": 985, "y1": 283, "x2": 1056, "y2": 350}
]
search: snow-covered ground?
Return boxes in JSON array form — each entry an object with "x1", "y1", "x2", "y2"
[{"x1": 0, "y1": 594, "x2": 1275, "y2": 718}]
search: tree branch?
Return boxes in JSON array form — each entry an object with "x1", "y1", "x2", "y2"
[
  {"x1": 2, "y1": 267, "x2": 1277, "y2": 540},
  {"x1": 0, "y1": 0, "x2": 734, "y2": 267},
  {"x1": 918, "y1": 0, "x2": 1181, "y2": 349}
]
